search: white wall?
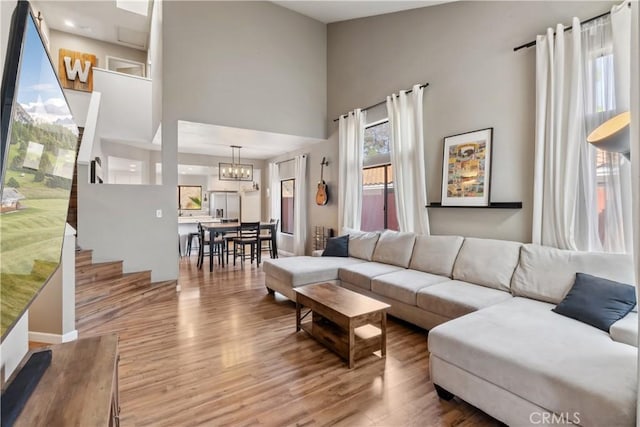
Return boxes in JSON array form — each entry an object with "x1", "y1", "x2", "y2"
[
  {"x1": 93, "y1": 68, "x2": 153, "y2": 143},
  {"x1": 77, "y1": 164, "x2": 177, "y2": 281},
  {"x1": 102, "y1": 140, "x2": 155, "y2": 184},
  {"x1": 327, "y1": 0, "x2": 618, "y2": 242},
  {"x1": 163, "y1": 1, "x2": 327, "y2": 139},
  {"x1": 148, "y1": 0, "x2": 162, "y2": 136},
  {"x1": 0, "y1": 313, "x2": 27, "y2": 382},
  {"x1": 48, "y1": 28, "x2": 147, "y2": 70}
]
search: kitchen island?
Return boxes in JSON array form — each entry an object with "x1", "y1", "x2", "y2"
[{"x1": 178, "y1": 216, "x2": 217, "y2": 256}]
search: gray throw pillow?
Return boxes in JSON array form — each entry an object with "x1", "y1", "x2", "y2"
[{"x1": 552, "y1": 272, "x2": 637, "y2": 332}]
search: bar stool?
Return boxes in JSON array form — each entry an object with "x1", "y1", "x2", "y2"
[{"x1": 186, "y1": 231, "x2": 200, "y2": 257}]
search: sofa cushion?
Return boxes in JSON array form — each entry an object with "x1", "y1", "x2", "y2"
[
  {"x1": 416, "y1": 280, "x2": 512, "y2": 319},
  {"x1": 511, "y1": 244, "x2": 635, "y2": 304},
  {"x1": 263, "y1": 256, "x2": 365, "y2": 288},
  {"x1": 372, "y1": 230, "x2": 416, "y2": 268},
  {"x1": 338, "y1": 262, "x2": 403, "y2": 290},
  {"x1": 322, "y1": 235, "x2": 349, "y2": 257},
  {"x1": 553, "y1": 273, "x2": 637, "y2": 332},
  {"x1": 451, "y1": 238, "x2": 522, "y2": 292},
  {"x1": 610, "y1": 312, "x2": 639, "y2": 347},
  {"x1": 428, "y1": 297, "x2": 637, "y2": 427},
  {"x1": 409, "y1": 235, "x2": 464, "y2": 277},
  {"x1": 371, "y1": 270, "x2": 450, "y2": 306},
  {"x1": 344, "y1": 229, "x2": 380, "y2": 261}
]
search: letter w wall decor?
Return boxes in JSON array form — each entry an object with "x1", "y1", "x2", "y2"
[{"x1": 58, "y1": 49, "x2": 97, "y2": 92}]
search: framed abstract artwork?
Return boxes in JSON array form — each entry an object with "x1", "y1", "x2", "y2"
[
  {"x1": 178, "y1": 185, "x2": 202, "y2": 210},
  {"x1": 441, "y1": 128, "x2": 493, "y2": 206}
]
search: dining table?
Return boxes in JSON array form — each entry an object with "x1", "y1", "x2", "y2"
[{"x1": 199, "y1": 221, "x2": 278, "y2": 271}]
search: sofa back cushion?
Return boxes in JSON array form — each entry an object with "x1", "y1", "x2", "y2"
[
  {"x1": 511, "y1": 244, "x2": 635, "y2": 304},
  {"x1": 409, "y1": 235, "x2": 464, "y2": 277},
  {"x1": 372, "y1": 230, "x2": 416, "y2": 268},
  {"x1": 452, "y1": 238, "x2": 522, "y2": 292},
  {"x1": 344, "y1": 229, "x2": 380, "y2": 261}
]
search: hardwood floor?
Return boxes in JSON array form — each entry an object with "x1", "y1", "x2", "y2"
[{"x1": 80, "y1": 256, "x2": 500, "y2": 427}]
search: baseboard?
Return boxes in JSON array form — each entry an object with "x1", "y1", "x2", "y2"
[{"x1": 28, "y1": 330, "x2": 78, "y2": 345}]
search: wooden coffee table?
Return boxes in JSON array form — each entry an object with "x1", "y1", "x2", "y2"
[{"x1": 294, "y1": 282, "x2": 391, "y2": 368}]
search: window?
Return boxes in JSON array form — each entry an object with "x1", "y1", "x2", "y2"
[
  {"x1": 361, "y1": 120, "x2": 398, "y2": 231},
  {"x1": 585, "y1": 44, "x2": 629, "y2": 252},
  {"x1": 281, "y1": 179, "x2": 294, "y2": 234}
]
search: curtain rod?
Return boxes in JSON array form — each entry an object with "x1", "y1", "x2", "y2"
[
  {"x1": 274, "y1": 154, "x2": 307, "y2": 165},
  {"x1": 513, "y1": 2, "x2": 630, "y2": 52},
  {"x1": 332, "y1": 83, "x2": 429, "y2": 122}
]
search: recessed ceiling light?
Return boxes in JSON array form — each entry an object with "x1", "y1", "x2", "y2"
[
  {"x1": 64, "y1": 20, "x2": 75, "y2": 28},
  {"x1": 130, "y1": 164, "x2": 136, "y2": 168}
]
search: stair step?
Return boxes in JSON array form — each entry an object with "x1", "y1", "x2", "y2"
[
  {"x1": 76, "y1": 271, "x2": 151, "y2": 307},
  {"x1": 77, "y1": 281, "x2": 176, "y2": 330},
  {"x1": 75, "y1": 249, "x2": 94, "y2": 267},
  {"x1": 77, "y1": 271, "x2": 151, "y2": 295},
  {"x1": 148, "y1": 281, "x2": 178, "y2": 302},
  {"x1": 77, "y1": 272, "x2": 152, "y2": 317},
  {"x1": 76, "y1": 261, "x2": 123, "y2": 286}
]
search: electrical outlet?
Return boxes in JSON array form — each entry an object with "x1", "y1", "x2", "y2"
[{"x1": 156, "y1": 209, "x2": 162, "y2": 218}]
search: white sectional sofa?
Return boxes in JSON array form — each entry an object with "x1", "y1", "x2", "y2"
[{"x1": 262, "y1": 230, "x2": 638, "y2": 426}]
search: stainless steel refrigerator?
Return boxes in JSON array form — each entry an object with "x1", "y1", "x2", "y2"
[{"x1": 209, "y1": 192, "x2": 240, "y2": 220}]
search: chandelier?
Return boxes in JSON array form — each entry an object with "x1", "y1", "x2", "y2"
[{"x1": 219, "y1": 145, "x2": 253, "y2": 181}]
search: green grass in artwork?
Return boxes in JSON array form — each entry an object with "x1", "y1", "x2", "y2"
[
  {"x1": 1, "y1": 260, "x2": 58, "y2": 336},
  {"x1": 1, "y1": 199, "x2": 67, "y2": 336}
]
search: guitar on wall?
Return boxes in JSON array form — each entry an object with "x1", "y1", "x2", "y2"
[{"x1": 316, "y1": 157, "x2": 329, "y2": 206}]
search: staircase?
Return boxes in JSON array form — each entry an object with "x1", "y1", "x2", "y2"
[{"x1": 75, "y1": 249, "x2": 176, "y2": 332}]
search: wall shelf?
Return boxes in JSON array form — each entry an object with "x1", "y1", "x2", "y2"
[{"x1": 426, "y1": 202, "x2": 522, "y2": 209}]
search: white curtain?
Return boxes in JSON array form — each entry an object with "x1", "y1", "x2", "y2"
[
  {"x1": 293, "y1": 154, "x2": 307, "y2": 255},
  {"x1": 532, "y1": 20, "x2": 585, "y2": 250},
  {"x1": 533, "y1": 10, "x2": 632, "y2": 253},
  {"x1": 610, "y1": 3, "x2": 633, "y2": 254},
  {"x1": 338, "y1": 109, "x2": 366, "y2": 232},
  {"x1": 386, "y1": 84, "x2": 430, "y2": 234},
  {"x1": 268, "y1": 161, "x2": 281, "y2": 250}
]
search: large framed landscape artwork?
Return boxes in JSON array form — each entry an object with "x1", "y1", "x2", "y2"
[
  {"x1": 0, "y1": 3, "x2": 80, "y2": 339},
  {"x1": 441, "y1": 128, "x2": 493, "y2": 207}
]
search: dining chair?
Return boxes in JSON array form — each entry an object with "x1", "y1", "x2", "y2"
[
  {"x1": 232, "y1": 222, "x2": 260, "y2": 267},
  {"x1": 197, "y1": 223, "x2": 225, "y2": 271},
  {"x1": 259, "y1": 219, "x2": 279, "y2": 259}
]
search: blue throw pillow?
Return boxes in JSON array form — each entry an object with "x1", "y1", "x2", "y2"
[
  {"x1": 552, "y1": 272, "x2": 637, "y2": 332},
  {"x1": 322, "y1": 235, "x2": 349, "y2": 257}
]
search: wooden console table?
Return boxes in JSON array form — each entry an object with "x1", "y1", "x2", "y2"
[{"x1": 10, "y1": 334, "x2": 120, "y2": 426}]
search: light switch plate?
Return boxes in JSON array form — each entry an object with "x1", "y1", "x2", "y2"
[{"x1": 156, "y1": 209, "x2": 162, "y2": 218}]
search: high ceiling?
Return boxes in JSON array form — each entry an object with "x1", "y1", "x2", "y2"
[
  {"x1": 35, "y1": 1, "x2": 452, "y2": 160},
  {"x1": 36, "y1": 0, "x2": 151, "y2": 50},
  {"x1": 272, "y1": 1, "x2": 453, "y2": 24},
  {"x1": 177, "y1": 121, "x2": 325, "y2": 160}
]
